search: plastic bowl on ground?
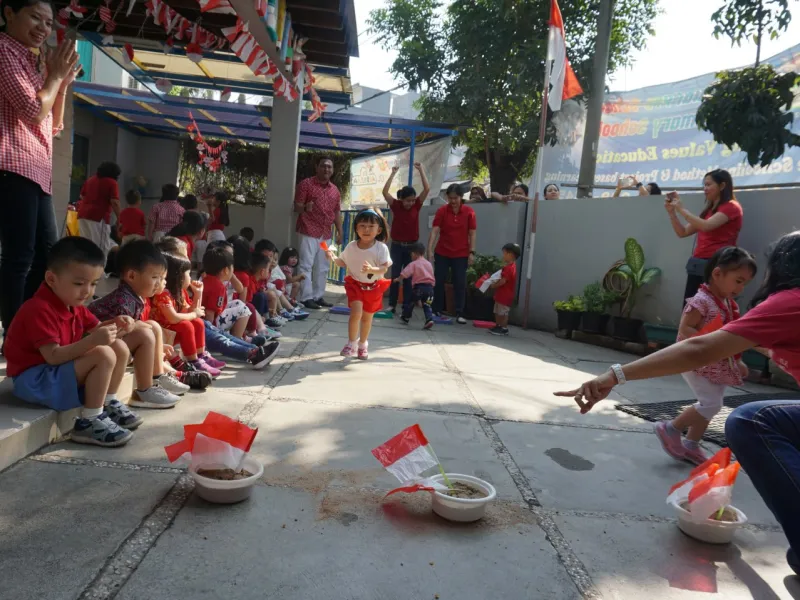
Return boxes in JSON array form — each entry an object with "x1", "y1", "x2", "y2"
[
  {"x1": 668, "y1": 497, "x2": 747, "y2": 544},
  {"x1": 429, "y1": 473, "x2": 497, "y2": 523},
  {"x1": 189, "y1": 456, "x2": 264, "y2": 504}
]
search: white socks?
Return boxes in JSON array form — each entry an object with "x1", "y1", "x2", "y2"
[{"x1": 81, "y1": 407, "x2": 103, "y2": 420}]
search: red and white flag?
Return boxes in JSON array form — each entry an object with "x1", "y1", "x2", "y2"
[
  {"x1": 372, "y1": 424, "x2": 439, "y2": 485},
  {"x1": 666, "y1": 447, "x2": 740, "y2": 523},
  {"x1": 547, "y1": 0, "x2": 583, "y2": 112},
  {"x1": 165, "y1": 411, "x2": 258, "y2": 470}
]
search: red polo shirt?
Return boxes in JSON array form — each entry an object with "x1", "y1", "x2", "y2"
[
  {"x1": 202, "y1": 274, "x2": 228, "y2": 319},
  {"x1": 295, "y1": 176, "x2": 341, "y2": 239},
  {"x1": 5, "y1": 283, "x2": 100, "y2": 377},
  {"x1": 234, "y1": 270, "x2": 252, "y2": 302},
  {"x1": 208, "y1": 207, "x2": 225, "y2": 231},
  {"x1": 494, "y1": 262, "x2": 518, "y2": 307},
  {"x1": 693, "y1": 200, "x2": 743, "y2": 259},
  {"x1": 390, "y1": 198, "x2": 423, "y2": 242},
  {"x1": 177, "y1": 235, "x2": 195, "y2": 261},
  {"x1": 118, "y1": 207, "x2": 146, "y2": 236},
  {"x1": 432, "y1": 204, "x2": 477, "y2": 258},
  {"x1": 77, "y1": 175, "x2": 119, "y2": 224}
]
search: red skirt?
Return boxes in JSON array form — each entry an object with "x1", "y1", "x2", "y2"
[{"x1": 344, "y1": 276, "x2": 391, "y2": 314}]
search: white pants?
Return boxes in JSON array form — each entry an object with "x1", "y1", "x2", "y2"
[
  {"x1": 682, "y1": 371, "x2": 727, "y2": 420},
  {"x1": 297, "y1": 232, "x2": 330, "y2": 302},
  {"x1": 78, "y1": 219, "x2": 117, "y2": 258},
  {"x1": 206, "y1": 229, "x2": 226, "y2": 244}
]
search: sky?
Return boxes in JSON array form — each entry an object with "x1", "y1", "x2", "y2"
[{"x1": 349, "y1": 0, "x2": 800, "y2": 94}]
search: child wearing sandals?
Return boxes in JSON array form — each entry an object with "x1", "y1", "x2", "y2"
[
  {"x1": 654, "y1": 246, "x2": 757, "y2": 464},
  {"x1": 327, "y1": 209, "x2": 392, "y2": 360}
]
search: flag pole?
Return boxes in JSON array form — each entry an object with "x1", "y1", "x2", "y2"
[{"x1": 521, "y1": 23, "x2": 553, "y2": 330}]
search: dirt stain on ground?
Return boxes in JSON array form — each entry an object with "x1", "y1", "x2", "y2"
[{"x1": 544, "y1": 448, "x2": 595, "y2": 471}]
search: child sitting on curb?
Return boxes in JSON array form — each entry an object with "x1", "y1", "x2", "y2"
[{"x1": 393, "y1": 242, "x2": 435, "y2": 329}]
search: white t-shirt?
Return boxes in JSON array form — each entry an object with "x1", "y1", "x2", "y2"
[{"x1": 339, "y1": 240, "x2": 392, "y2": 283}]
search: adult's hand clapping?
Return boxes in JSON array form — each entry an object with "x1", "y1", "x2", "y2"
[{"x1": 47, "y1": 41, "x2": 80, "y2": 83}]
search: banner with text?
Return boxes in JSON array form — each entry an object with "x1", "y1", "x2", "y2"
[
  {"x1": 347, "y1": 138, "x2": 451, "y2": 207},
  {"x1": 537, "y1": 43, "x2": 800, "y2": 198}
]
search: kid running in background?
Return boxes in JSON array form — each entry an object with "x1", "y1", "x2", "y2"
[
  {"x1": 152, "y1": 252, "x2": 222, "y2": 378},
  {"x1": 4, "y1": 238, "x2": 137, "y2": 447},
  {"x1": 279, "y1": 247, "x2": 305, "y2": 304},
  {"x1": 489, "y1": 243, "x2": 521, "y2": 336},
  {"x1": 393, "y1": 242, "x2": 435, "y2": 329},
  {"x1": 167, "y1": 211, "x2": 207, "y2": 267},
  {"x1": 654, "y1": 246, "x2": 757, "y2": 464},
  {"x1": 118, "y1": 190, "x2": 146, "y2": 244},
  {"x1": 327, "y1": 209, "x2": 392, "y2": 360},
  {"x1": 147, "y1": 183, "x2": 185, "y2": 242}
]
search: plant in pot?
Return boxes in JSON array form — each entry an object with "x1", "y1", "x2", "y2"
[
  {"x1": 580, "y1": 282, "x2": 615, "y2": 335},
  {"x1": 465, "y1": 253, "x2": 506, "y2": 321},
  {"x1": 607, "y1": 238, "x2": 661, "y2": 342},
  {"x1": 553, "y1": 295, "x2": 584, "y2": 332}
]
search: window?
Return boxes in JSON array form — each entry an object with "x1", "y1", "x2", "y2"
[{"x1": 126, "y1": 75, "x2": 140, "y2": 90}]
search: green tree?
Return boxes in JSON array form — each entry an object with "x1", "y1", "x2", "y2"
[
  {"x1": 368, "y1": 0, "x2": 659, "y2": 192},
  {"x1": 696, "y1": 0, "x2": 799, "y2": 167}
]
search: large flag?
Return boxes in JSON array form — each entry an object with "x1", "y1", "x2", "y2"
[{"x1": 547, "y1": 0, "x2": 583, "y2": 112}]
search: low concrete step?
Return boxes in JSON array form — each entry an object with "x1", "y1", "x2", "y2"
[{"x1": 0, "y1": 363, "x2": 134, "y2": 472}]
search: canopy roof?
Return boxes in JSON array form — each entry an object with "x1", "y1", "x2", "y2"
[{"x1": 73, "y1": 81, "x2": 459, "y2": 155}]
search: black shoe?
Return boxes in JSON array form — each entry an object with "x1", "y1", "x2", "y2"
[
  {"x1": 249, "y1": 341, "x2": 280, "y2": 369},
  {"x1": 423, "y1": 319, "x2": 434, "y2": 330},
  {"x1": 303, "y1": 300, "x2": 321, "y2": 309},
  {"x1": 179, "y1": 370, "x2": 212, "y2": 390},
  {"x1": 488, "y1": 326, "x2": 509, "y2": 336},
  {"x1": 390, "y1": 306, "x2": 396, "y2": 314},
  {"x1": 400, "y1": 316, "x2": 410, "y2": 325},
  {"x1": 316, "y1": 297, "x2": 333, "y2": 308}
]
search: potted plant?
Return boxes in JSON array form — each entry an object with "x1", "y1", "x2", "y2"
[
  {"x1": 580, "y1": 282, "x2": 615, "y2": 334},
  {"x1": 607, "y1": 238, "x2": 661, "y2": 342},
  {"x1": 553, "y1": 295, "x2": 584, "y2": 332},
  {"x1": 465, "y1": 253, "x2": 506, "y2": 321}
]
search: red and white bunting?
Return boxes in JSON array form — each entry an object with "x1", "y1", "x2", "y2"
[
  {"x1": 273, "y1": 73, "x2": 299, "y2": 103},
  {"x1": 308, "y1": 88, "x2": 326, "y2": 122},
  {"x1": 220, "y1": 86, "x2": 232, "y2": 102},
  {"x1": 58, "y1": 0, "x2": 87, "y2": 23},
  {"x1": 196, "y1": 0, "x2": 235, "y2": 14},
  {"x1": 186, "y1": 112, "x2": 228, "y2": 172},
  {"x1": 145, "y1": 0, "x2": 222, "y2": 50},
  {"x1": 222, "y1": 19, "x2": 278, "y2": 80},
  {"x1": 98, "y1": 0, "x2": 115, "y2": 33},
  {"x1": 122, "y1": 42, "x2": 135, "y2": 65}
]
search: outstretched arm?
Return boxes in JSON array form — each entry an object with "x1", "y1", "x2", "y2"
[{"x1": 382, "y1": 166, "x2": 399, "y2": 204}]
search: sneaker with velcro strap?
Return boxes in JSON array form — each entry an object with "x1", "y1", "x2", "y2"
[
  {"x1": 71, "y1": 413, "x2": 133, "y2": 447},
  {"x1": 104, "y1": 399, "x2": 144, "y2": 430}
]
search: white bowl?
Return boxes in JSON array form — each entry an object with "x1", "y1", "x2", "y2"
[
  {"x1": 430, "y1": 473, "x2": 497, "y2": 522},
  {"x1": 189, "y1": 456, "x2": 264, "y2": 504},
  {"x1": 668, "y1": 498, "x2": 748, "y2": 544}
]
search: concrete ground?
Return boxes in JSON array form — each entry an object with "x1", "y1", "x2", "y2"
[{"x1": 1, "y1": 285, "x2": 798, "y2": 600}]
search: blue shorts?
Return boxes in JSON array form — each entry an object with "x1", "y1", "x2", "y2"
[{"x1": 13, "y1": 362, "x2": 83, "y2": 411}]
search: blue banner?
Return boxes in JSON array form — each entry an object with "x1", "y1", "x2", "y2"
[{"x1": 539, "y1": 44, "x2": 800, "y2": 198}]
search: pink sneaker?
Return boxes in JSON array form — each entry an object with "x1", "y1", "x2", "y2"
[
  {"x1": 357, "y1": 343, "x2": 368, "y2": 360},
  {"x1": 191, "y1": 359, "x2": 221, "y2": 379},
  {"x1": 654, "y1": 421, "x2": 686, "y2": 461},
  {"x1": 682, "y1": 443, "x2": 710, "y2": 466},
  {"x1": 200, "y1": 352, "x2": 226, "y2": 370},
  {"x1": 340, "y1": 343, "x2": 356, "y2": 358}
]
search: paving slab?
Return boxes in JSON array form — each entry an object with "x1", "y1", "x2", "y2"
[
  {"x1": 117, "y1": 483, "x2": 582, "y2": 600},
  {"x1": 554, "y1": 515, "x2": 793, "y2": 599},
  {"x1": 42, "y1": 389, "x2": 253, "y2": 466},
  {"x1": 494, "y1": 421, "x2": 779, "y2": 524},
  {"x1": 0, "y1": 460, "x2": 176, "y2": 600},
  {"x1": 246, "y1": 398, "x2": 521, "y2": 499}
]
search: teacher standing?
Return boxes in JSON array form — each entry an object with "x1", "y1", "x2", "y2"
[
  {"x1": 0, "y1": 0, "x2": 79, "y2": 341},
  {"x1": 428, "y1": 183, "x2": 477, "y2": 324},
  {"x1": 294, "y1": 156, "x2": 343, "y2": 310},
  {"x1": 666, "y1": 169, "x2": 743, "y2": 302}
]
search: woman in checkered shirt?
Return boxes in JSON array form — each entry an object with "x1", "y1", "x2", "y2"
[{"x1": 0, "y1": 0, "x2": 80, "y2": 343}]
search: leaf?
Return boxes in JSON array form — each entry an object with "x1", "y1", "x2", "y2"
[
  {"x1": 614, "y1": 264, "x2": 634, "y2": 278},
  {"x1": 640, "y1": 267, "x2": 662, "y2": 285},
  {"x1": 624, "y1": 238, "x2": 645, "y2": 273}
]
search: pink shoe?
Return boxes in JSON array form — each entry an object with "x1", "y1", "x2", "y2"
[
  {"x1": 191, "y1": 359, "x2": 221, "y2": 379},
  {"x1": 357, "y1": 343, "x2": 368, "y2": 360},
  {"x1": 654, "y1": 421, "x2": 686, "y2": 461},
  {"x1": 200, "y1": 352, "x2": 226, "y2": 369},
  {"x1": 682, "y1": 443, "x2": 710, "y2": 466},
  {"x1": 340, "y1": 343, "x2": 356, "y2": 358}
]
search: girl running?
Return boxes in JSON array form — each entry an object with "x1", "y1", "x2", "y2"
[{"x1": 327, "y1": 209, "x2": 392, "y2": 360}]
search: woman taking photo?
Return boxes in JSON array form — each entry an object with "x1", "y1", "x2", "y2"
[
  {"x1": 427, "y1": 184, "x2": 477, "y2": 324},
  {"x1": 0, "y1": 0, "x2": 79, "y2": 339},
  {"x1": 666, "y1": 169, "x2": 743, "y2": 301}
]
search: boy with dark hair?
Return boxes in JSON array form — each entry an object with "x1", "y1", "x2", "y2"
[
  {"x1": 5, "y1": 238, "x2": 139, "y2": 447},
  {"x1": 489, "y1": 243, "x2": 521, "y2": 336},
  {"x1": 393, "y1": 242, "x2": 436, "y2": 329},
  {"x1": 240, "y1": 227, "x2": 255, "y2": 244},
  {"x1": 119, "y1": 190, "x2": 146, "y2": 243},
  {"x1": 90, "y1": 240, "x2": 209, "y2": 393}
]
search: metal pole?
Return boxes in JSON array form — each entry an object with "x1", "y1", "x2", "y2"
[
  {"x1": 521, "y1": 35, "x2": 552, "y2": 330},
  {"x1": 576, "y1": 0, "x2": 615, "y2": 198},
  {"x1": 408, "y1": 128, "x2": 416, "y2": 186}
]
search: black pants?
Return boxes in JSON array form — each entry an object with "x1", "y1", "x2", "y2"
[
  {"x1": 433, "y1": 254, "x2": 467, "y2": 316},
  {"x1": 0, "y1": 171, "x2": 58, "y2": 331},
  {"x1": 402, "y1": 283, "x2": 434, "y2": 321},
  {"x1": 389, "y1": 242, "x2": 414, "y2": 308}
]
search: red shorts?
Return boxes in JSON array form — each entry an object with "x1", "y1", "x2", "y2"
[{"x1": 344, "y1": 276, "x2": 391, "y2": 314}]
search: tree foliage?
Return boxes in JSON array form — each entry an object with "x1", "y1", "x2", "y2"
[
  {"x1": 696, "y1": 66, "x2": 800, "y2": 167},
  {"x1": 711, "y1": 0, "x2": 792, "y2": 49},
  {"x1": 368, "y1": 0, "x2": 659, "y2": 191}
]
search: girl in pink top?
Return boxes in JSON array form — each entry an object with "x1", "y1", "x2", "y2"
[
  {"x1": 393, "y1": 243, "x2": 435, "y2": 329},
  {"x1": 654, "y1": 247, "x2": 757, "y2": 465}
]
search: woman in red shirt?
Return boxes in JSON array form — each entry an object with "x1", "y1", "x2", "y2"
[
  {"x1": 555, "y1": 230, "x2": 800, "y2": 576},
  {"x1": 666, "y1": 169, "x2": 743, "y2": 302},
  {"x1": 77, "y1": 161, "x2": 121, "y2": 257},
  {"x1": 205, "y1": 190, "x2": 230, "y2": 244},
  {"x1": 0, "y1": 0, "x2": 79, "y2": 337},
  {"x1": 427, "y1": 184, "x2": 477, "y2": 324}
]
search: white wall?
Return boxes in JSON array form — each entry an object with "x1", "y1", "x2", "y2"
[
  {"x1": 116, "y1": 128, "x2": 138, "y2": 193},
  {"x1": 91, "y1": 51, "x2": 124, "y2": 88},
  {"x1": 135, "y1": 137, "x2": 180, "y2": 199},
  {"x1": 228, "y1": 204, "x2": 267, "y2": 242}
]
